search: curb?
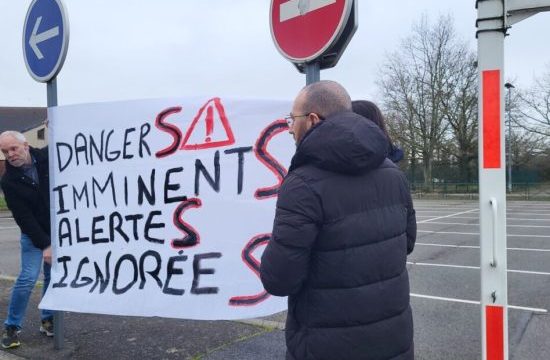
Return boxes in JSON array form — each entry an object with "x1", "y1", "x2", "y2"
[
  {"x1": 0, "y1": 350, "x2": 24, "y2": 360},
  {"x1": 238, "y1": 319, "x2": 285, "y2": 331},
  {"x1": 0, "y1": 276, "x2": 43, "y2": 288},
  {"x1": 0, "y1": 276, "x2": 24, "y2": 360}
]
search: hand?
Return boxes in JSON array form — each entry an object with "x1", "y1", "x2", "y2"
[{"x1": 43, "y1": 246, "x2": 52, "y2": 264}]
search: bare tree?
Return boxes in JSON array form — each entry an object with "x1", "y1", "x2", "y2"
[
  {"x1": 516, "y1": 66, "x2": 550, "y2": 138},
  {"x1": 379, "y1": 15, "x2": 469, "y2": 187},
  {"x1": 510, "y1": 129, "x2": 546, "y2": 171},
  {"x1": 441, "y1": 52, "x2": 478, "y2": 182}
]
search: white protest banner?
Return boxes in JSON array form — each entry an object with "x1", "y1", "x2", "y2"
[{"x1": 40, "y1": 97, "x2": 293, "y2": 320}]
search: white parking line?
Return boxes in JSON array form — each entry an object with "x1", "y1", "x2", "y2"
[
  {"x1": 408, "y1": 261, "x2": 479, "y2": 270},
  {"x1": 417, "y1": 216, "x2": 550, "y2": 223},
  {"x1": 410, "y1": 293, "x2": 547, "y2": 313},
  {"x1": 416, "y1": 242, "x2": 550, "y2": 252},
  {"x1": 419, "y1": 221, "x2": 550, "y2": 228},
  {"x1": 417, "y1": 211, "x2": 549, "y2": 217},
  {"x1": 507, "y1": 247, "x2": 550, "y2": 252},
  {"x1": 416, "y1": 210, "x2": 474, "y2": 213},
  {"x1": 417, "y1": 243, "x2": 479, "y2": 250},
  {"x1": 0, "y1": 226, "x2": 19, "y2": 230},
  {"x1": 509, "y1": 269, "x2": 550, "y2": 276},
  {"x1": 415, "y1": 207, "x2": 478, "y2": 210},
  {"x1": 407, "y1": 261, "x2": 550, "y2": 276},
  {"x1": 418, "y1": 221, "x2": 480, "y2": 226},
  {"x1": 506, "y1": 217, "x2": 550, "y2": 222},
  {"x1": 505, "y1": 212, "x2": 550, "y2": 216},
  {"x1": 417, "y1": 209, "x2": 479, "y2": 224},
  {"x1": 418, "y1": 230, "x2": 550, "y2": 238},
  {"x1": 508, "y1": 205, "x2": 550, "y2": 208}
]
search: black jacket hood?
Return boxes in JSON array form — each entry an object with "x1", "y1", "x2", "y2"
[{"x1": 289, "y1": 111, "x2": 389, "y2": 174}]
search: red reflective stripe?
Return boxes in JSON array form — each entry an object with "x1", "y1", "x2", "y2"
[
  {"x1": 486, "y1": 305, "x2": 504, "y2": 360},
  {"x1": 483, "y1": 70, "x2": 501, "y2": 168}
]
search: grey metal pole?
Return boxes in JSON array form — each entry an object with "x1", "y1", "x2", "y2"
[
  {"x1": 508, "y1": 103, "x2": 512, "y2": 193},
  {"x1": 47, "y1": 78, "x2": 57, "y2": 107},
  {"x1": 505, "y1": 82, "x2": 514, "y2": 193},
  {"x1": 47, "y1": 78, "x2": 64, "y2": 351},
  {"x1": 305, "y1": 62, "x2": 320, "y2": 84}
]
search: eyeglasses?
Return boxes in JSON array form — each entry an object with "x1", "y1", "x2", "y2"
[{"x1": 284, "y1": 113, "x2": 310, "y2": 126}]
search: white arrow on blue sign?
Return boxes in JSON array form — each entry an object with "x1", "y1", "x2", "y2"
[{"x1": 23, "y1": 0, "x2": 69, "y2": 82}]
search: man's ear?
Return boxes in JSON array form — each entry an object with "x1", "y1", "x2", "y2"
[{"x1": 310, "y1": 113, "x2": 323, "y2": 126}]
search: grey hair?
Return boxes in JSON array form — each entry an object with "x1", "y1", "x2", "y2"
[
  {"x1": 299, "y1": 80, "x2": 352, "y2": 118},
  {"x1": 0, "y1": 131, "x2": 27, "y2": 143}
]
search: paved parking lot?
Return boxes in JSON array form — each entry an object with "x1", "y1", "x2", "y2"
[
  {"x1": 409, "y1": 200, "x2": 550, "y2": 359},
  {"x1": 1, "y1": 200, "x2": 549, "y2": 359}
]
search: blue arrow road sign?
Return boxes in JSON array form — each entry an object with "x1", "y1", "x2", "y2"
[{"x1": 23, "y1": 0, "x2": 69, "y2": 82}]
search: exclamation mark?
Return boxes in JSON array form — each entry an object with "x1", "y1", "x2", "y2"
[{"x1": 205, "y1": 106, "x2": 214, "y2": 143}]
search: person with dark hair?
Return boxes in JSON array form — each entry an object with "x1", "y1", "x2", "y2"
[
  {"x1": 261, "y1": 81, "x2": 416, "y2": 360},
  {"x1": 352, "y1": 100, "x2": 404, "y2": 163}
]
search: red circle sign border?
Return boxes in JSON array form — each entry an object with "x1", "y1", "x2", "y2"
[{"x1": 270, "y1": 0, "x2": 353, "y2": 63}]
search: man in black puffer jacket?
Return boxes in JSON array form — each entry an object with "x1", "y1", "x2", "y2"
[
  {"x1": 260, "y1": 81, "x2": 416, "y2": 360},
  {"x1": 0, "y1": 131, "x2": 54, "y2": 349}
]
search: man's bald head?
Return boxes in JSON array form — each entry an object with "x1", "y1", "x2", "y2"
[
  {"x1": 296, "y1": 80, "x2": 352, "y2": 119},
  {"x1": 0, "y1": 130, "x2": 31, "y2": 168}
]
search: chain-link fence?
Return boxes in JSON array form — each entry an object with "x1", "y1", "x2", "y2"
[{"x1": 410, "y1": 181, "x2": 550, "y2": 200}]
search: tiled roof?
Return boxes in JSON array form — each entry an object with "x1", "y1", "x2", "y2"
[{"x1": 0, "y1": 107, "x2": 47, "y2": 133}]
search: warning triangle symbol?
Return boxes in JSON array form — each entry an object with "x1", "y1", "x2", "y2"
[{"x1": 180, "y1": 97, "x2": 236, "y2": 150}]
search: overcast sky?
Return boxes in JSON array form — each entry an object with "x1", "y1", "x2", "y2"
[{"x1": 1, "y1": 0, "x2": 549, "y2": 107}]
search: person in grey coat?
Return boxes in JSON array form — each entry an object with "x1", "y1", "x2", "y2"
[{"x1": 260, "y1": 81, "x2": 416, "y2": 360}]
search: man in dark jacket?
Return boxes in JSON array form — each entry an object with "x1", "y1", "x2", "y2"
[
  {"x1": 0, "y1": 131, "x2": 54, "y2": 349},
  {"x1": 260, "y1": 81, "x2": 416, "y2": 360}
]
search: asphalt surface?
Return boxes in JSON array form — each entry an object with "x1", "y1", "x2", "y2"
[
  {"x1": 409, "y1": 200, "x2": 550, "y2": 360},
  {"x1": 1, "y1": 200, "x2": 550, "y2": 359},
  {"x1": 0, "y1": 278, "x2": 285, "y2": 359},
  {"x1": 0, "y1": 208, "x2": 287, "y2": 360}
]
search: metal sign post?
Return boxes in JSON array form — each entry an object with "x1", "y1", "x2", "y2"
[
  {"x1": 23, "y1": 0, "x2": 70, "y2": 351},
  {"x1": 305, "y1": 62, "x2": 320, "y2": 84},
  {"x1": 270, "y1": 0, "x2": 357, "y2": 84},
  {"x1": 46, "y1": 79, "x2": 64, "y2": 350},
  {"x1": 476, "y1": 1, "x2": 550, "y2": 359}
]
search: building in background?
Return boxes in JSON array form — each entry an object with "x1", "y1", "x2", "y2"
[{"x1": 0, "y1": 107, "x2": 47, "y2": 176}]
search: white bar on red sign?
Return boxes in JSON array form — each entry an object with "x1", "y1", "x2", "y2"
[{"x1": 280, "y1": 0, "x2": 337, "y2": 22}]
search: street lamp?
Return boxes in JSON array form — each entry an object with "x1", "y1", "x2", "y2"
[{"x1": 504, "y1": 82, "x2": 515, "y2": 193}]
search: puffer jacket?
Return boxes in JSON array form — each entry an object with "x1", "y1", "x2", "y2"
[
  {"x1": 1, "y1": 147, "x2": 51, "y2": 250},
  {"x1": 260, "y1": 111, "x2": 416, "y2": 360}
]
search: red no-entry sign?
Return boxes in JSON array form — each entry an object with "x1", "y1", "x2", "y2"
[{"x1": 270, "y1": 0, "x2": 356, "y2": 68}]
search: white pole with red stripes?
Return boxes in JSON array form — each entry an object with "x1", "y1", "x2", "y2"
[
  {"x1": 477, "y1": 1, "x2": 550, "y2": 359},
  {"x1": 477, "y1": 1, "x2": 508, "y2": 359}
]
